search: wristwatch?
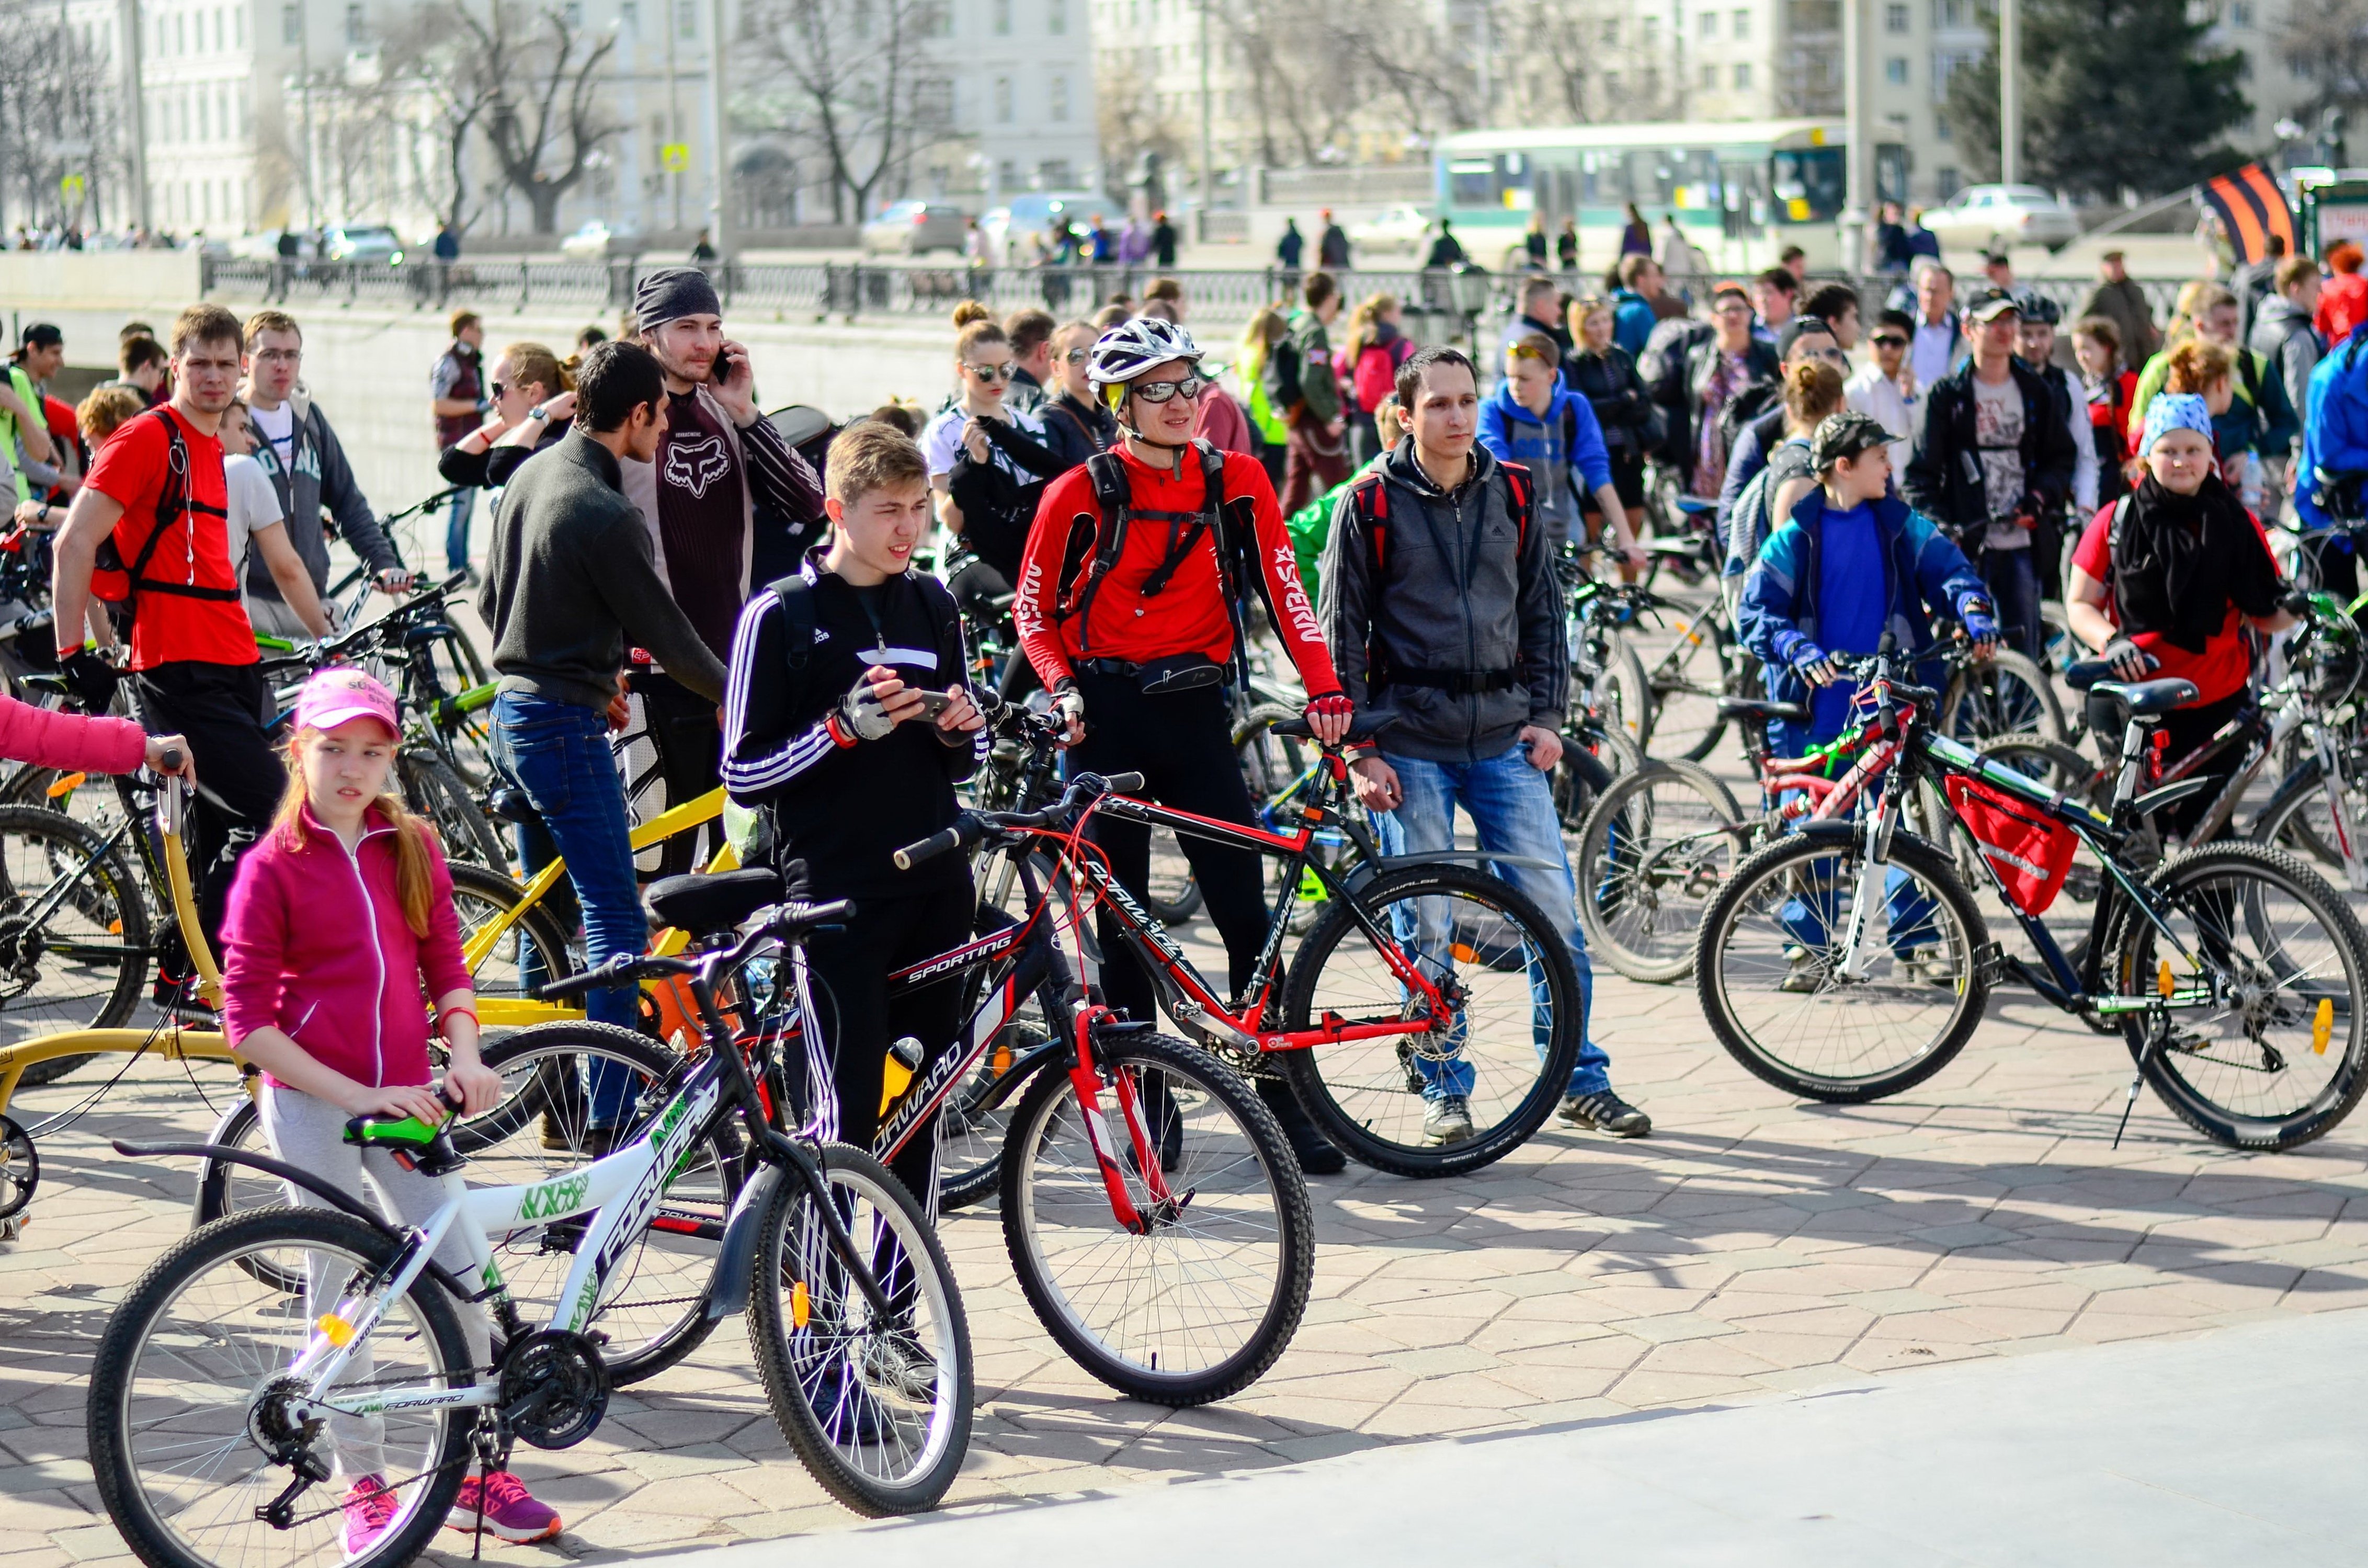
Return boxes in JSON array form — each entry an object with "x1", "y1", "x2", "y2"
[{"x1": 526, "y1": 405, "x2": 548, "y2": 422}]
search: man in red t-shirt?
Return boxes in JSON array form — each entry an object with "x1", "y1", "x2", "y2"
[
  {"x1": 51, "y1": 303, "x2": 329, "y2": 997},
  {"x1": 1015, "y1": 314, "x2": 1352, "y2": 1172}
]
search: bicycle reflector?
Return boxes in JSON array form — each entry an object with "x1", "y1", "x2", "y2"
[
  {"x1": 2158, "y1": 960, "x2": 2174, "y2": 998},
  {"x1": 2315, "y1": 997, "x2": 2336, "y2": 1055},
  {"x1": 315, "y1": 1313, "x2": 357, "y2": 1347},
  {"x1": 791, "y1": 1281, "x2": 811, "y2": 1330}
]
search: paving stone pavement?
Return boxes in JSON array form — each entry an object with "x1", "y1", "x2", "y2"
[{"x1": 9, "y1": 934, "x2": 2368, "y2": 1568}]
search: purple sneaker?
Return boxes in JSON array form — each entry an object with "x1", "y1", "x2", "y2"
[
  {"x1": 341, "y1": 1474, "x2": 400, "y2": 1561},
  {"x1": 448, "y1": 1470, "x2": 562, "y2": 1543}
]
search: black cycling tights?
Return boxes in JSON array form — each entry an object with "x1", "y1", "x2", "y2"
[{"x1": 1070, "y1": 671, "x2": 1270, "y2": 1025}]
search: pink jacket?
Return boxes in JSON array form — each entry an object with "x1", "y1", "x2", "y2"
[
  {"x1": 0, "y1": 689, "x2": 146, "y2": 775},
  {"x1": 220, "y1": 806, "x2": 472, "y2": 1090}
]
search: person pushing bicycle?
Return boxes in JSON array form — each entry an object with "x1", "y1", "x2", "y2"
[
  {"x1": 1011, "y1": 315, "x2": 1354, "y2": 1173},
  {"x1": 721, "y1": 418, "x2": 987, "y2": 1208}
]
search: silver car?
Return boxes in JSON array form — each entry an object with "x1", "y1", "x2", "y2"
[
  {"x1": 862, "y1": 200, "x2": 969, "y2": 256},
  {"x1": 1920, "y1": 185, "x2": 2083, "y2": 254}
]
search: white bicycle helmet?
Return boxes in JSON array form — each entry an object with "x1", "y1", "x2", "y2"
[{"x1": 1086, "y1": 316, "x2": 1204, "y2": 388}]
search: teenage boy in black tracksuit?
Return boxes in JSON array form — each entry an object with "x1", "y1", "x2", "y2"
[{"x1": 721, "y1": 421, "x2": 988, "y2": 1203}]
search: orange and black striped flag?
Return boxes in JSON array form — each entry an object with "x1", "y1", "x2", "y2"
[{"x1": 2201, "y1": 163, "x2": 2298, "y2": 264}]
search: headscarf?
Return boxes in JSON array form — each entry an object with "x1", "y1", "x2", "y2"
[
  {"x1": 2139, "y1": 391, "x2": 2214, "y2": 457},
  {"x1": 2111, "y1": 469, "x2": 2281, "y2": 654}
]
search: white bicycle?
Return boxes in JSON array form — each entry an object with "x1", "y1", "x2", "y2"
[{"x1": 86, "y1": 892, "x2": 973, "y2": 1568}]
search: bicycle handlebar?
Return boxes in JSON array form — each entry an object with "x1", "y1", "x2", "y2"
[
  {"x1": 530, "y1": 896, "x2": 855, "y2": 999},
  {"x1": 891, "y1": 769, "x2": 1145, "y2": 870}
]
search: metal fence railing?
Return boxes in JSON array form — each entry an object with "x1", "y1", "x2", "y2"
[{"x1": 200, "y1": 253, "x2": 2198, "y2": 334}]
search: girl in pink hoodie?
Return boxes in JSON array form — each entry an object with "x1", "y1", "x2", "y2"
[
  {"x1": 0, "y1": 686, "x2": 189, "y2": 779},
  {"x1": 219, "y1": 668, "x2": 561, "y2": 1553}
]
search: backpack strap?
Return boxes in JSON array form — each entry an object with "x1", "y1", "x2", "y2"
[
  {"x1": 1500, "y1": 462, "x2": 1534, "y2": 558},
  {"x1": 2106, "y1": 493, "x2": 2132, "y2": 567},
  {"x1": 765, "y1": 572, "x2": 817, "y2": 671},
  {"x1": 124, "y1": 410, "x2": 240, "y2": 605},
  {"x1": 1054, "y1": 450, "x2": 1135, "y2": 652}
]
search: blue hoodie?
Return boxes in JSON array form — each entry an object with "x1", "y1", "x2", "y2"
[
  {"x1": 1611, "y1": 289, "x2": 1656, "y2": 360},
  {"x1": 1476, "y1": 379, "x2": 1614, "y2": 549}
]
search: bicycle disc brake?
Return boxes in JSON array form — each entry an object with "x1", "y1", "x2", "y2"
[{"x1": 496, "y1": 1329, "x2": 609, "y2": 1449}]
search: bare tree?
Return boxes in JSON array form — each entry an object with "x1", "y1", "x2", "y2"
[
  {"x1": 441, "y1": 0, "x2": 618, "y2": 234},
  {"x1": 0, "y1": 2, "x2": 131, "y2": 232},
  {"x1": 378, "y1": 6, "x2": 501, "y2": 236},
  {"x1": 743, "y1": 0, "x2": 949, "y2": 224},
  {"x1": 2280, "y1": 0, "x2": 2368, "y2": 122},
  {"x1": 1095, "y1": 51, "x2": 1188, "y2": 193}
]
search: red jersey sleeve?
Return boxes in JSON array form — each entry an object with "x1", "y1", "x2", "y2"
[
  {"x1": 1230, "y1": 452, "x2": 1341, "y2": 699},
  {"x1": 83, "y1": 413, "x2": 165, "y2": 517},
  {"x1": 1015, "y1": 467, "x2": 1096, "y2": 689}
]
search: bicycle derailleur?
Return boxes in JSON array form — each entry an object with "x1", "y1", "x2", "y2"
[{"x1": 247, "y1": 1377, "x2": 334, "y2": 1529}]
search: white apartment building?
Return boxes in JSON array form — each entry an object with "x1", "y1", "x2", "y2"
[{"x1": 53, "y1": 0, "x2": 1097, "y2": 242}]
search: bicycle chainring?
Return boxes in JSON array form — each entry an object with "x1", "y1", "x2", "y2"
[
  {"x1": 496, "y1": 1329, "x2": 609, "y2": 1449},
  {"x1": 0, "y1": 913, "x2": 47, "y2": 997}
]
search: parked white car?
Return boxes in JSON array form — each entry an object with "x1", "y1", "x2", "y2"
[
  {"x1": 861, "y1": 200, "x2": 969, "y2": 256},
  {"x1": 559, "y1": 220, "x2": 643, "y2": 259},
  {"x1": 1348, "y1": 203, "x2": 1434, "y2": 255},
  {"x1": 321, "y1": 224, "x2": 404, "y2": 263},
  {"x1": 977, "y1": 191, "x2": 1106, "y2": 263},
  {"x1": 1919, "y1": 185, "x2": 2082, "y2": 254}
]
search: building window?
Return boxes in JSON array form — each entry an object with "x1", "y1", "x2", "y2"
[
  {"x1": 1886, "y1": 1, "x2": 1908, "y2": 28},
  {"x1": 1048, "y1": 0, "x2": 1066, "y2": 33},
  {"x1": 1733, "y1": 7, "x2": 1750, "y2": 36},
  {"x1": 282, "y1": 3, "x2": 300, "y2": 42},
  {"x1": 994, "y1": 74, "x2": 1013, "y2": 121},
  {"x1": 1734, "y1": 60, "x2": 1751, "y2": 86},
  {"x1": 1642, "y1": 13, "x2": 1658, "y2": 42},
  {"x1": 1936, "y1": 164, "x2": 1961, "y2": 198},
  {"x1": 1699, "y1": 61, "x2": 1715, "y2": 85},
  {"x1": 1050, "y1": 72, "x2": 1068, "y2": 119},
  {"x1": 2229, "y1": 0, "x2": 2253, "y2": 21},
  {"x1": 233, "y1": 6, "x2": 242, "y2": 44},
  {"x1": 620, "y1": 0, "x2": 638, "y2": 27},
  {"x1": 1934, "y1": 112, "x2": 1951, "y2": 140},
  {"x1": 1602, "y1": 16, "x2": 1619, "y2": 41},
  {"x1": 174, "y1": 13, "x2": 185, "y2": 50},
  {"x1": 677, "y1": 0, "x2": 696, "y2": 38},
  {"x1": 2233, "y1": 49, "x2": 2252, "y2": 77},
  {"x1": 1885, "y1": 54, "x2": 1908, "y2": 82},
  {"x1": 993, "y1": 0, "x2": 1010, "y2": 29},
  {"x1": 562, "y1": 0, "x2": 583, "y2": 24},
  {"x1": 1699, "y1": 9, "x2": 1715, "y2": 34},
  {"x1": 345, "y1": 4, "x2": 366, "y2": 43},
  {"x1": 1936, "y1": 0, "x2": 1967, "y2": 24}
]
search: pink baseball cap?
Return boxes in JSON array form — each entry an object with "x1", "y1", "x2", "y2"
[{"x1": 293, "y1": 667, "x2": 400, "y2": 737}]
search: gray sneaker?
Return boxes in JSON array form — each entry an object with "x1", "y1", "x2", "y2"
[
  {"x1": 1421, "y1": 1095, "x2": 1476, "y2": 1146},
  {"x1": 1557, "y1": 1089, "x2": 1652, "y2": 1138}
]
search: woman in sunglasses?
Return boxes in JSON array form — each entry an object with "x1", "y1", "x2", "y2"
[
  {"x1": 925, "y1": 302, "x2": 1055, "y2": 612},
  {"x1": 436, "y1": 341, "x2": 577, "y2": 495}
]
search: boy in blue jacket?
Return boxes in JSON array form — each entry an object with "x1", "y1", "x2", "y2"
[
  {"x1": 1478, "y1": 332, "x2": 1647, "y2": 567},
  {"x1": 1737, "y1": 410, "x2": 1999, "y2": 985}
]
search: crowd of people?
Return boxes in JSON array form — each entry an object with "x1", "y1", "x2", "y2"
[{"x1": 16, "y1": 212, "x2": 2368, "y2": 1549}]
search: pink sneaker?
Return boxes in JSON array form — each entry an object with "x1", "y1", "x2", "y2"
[
  {"x1": 341, "y1": 1474, "x2": 401, "y2": 1561},
  {"x1": 448, "y1": 1470, "x2": 562, "y2": 1543}
]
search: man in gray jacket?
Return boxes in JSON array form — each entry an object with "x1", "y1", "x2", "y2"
[
  {"x1": 480, "y1": 340, "x2": 727, "y2": 1136},
  {"x1": 1319, "y1": 344, "x2": 1649, "y2": 1145},
  {"x1": 239, "y1": 309, "x2": 409, "y2": 637},
  {"x1": 2252, "y1": 254, "x2": 2326, "y2": 501}
]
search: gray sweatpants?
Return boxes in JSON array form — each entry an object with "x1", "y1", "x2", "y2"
[{"x1": 262, "y1": 1083, "x2": 492, "y2": 1478}]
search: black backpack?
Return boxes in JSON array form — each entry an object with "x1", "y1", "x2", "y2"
[
  {"x1": 1054, "y1": 439, "x2": 1243, "y2": 659},
  {"x1": 89, "y1": 408, "x2": 240, "y2": 612}
]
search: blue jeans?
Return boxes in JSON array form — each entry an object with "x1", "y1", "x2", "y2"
[
  {"x1": 490, "y1": 692, "x2": 642, "y2": 1124},
  {"x1": 444, "y1": 487, "x2": 477, "y2": 575},
  {"x1": 1980, "y1": 543, "x2": 2041, "y2": 662},
  {"x1": 1369, "y1": 743, "x2": 1608, "y2": 1099}
]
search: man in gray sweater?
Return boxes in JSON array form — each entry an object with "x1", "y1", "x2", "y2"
[
  {"x1": 1319, "y1": 344, "x2": 1649, "y2": 1145},
  {"x1": 479, "y1": 339, "x2": 726, "y2": 1135}
]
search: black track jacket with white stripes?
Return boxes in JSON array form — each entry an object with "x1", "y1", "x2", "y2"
[{"x1": 720, "y1": 552, "x2": 985, "y2": 898}]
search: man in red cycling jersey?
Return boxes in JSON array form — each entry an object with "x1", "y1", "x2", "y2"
[{"x1": 1015, "y1": 315, "x2": 1354, "y2": 1172}]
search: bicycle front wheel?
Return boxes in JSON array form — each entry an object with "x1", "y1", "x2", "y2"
[
  {"x1": 399, "y1": 749, "x2": 506, "y2": 869},
  {"x1": 749, "y1": 1143, "x2": 972, "y2": 1516},
  {"x1": 1695, "y1": 829, "x2": 1991, "y2": 1101},
  {"x1": 1940, "y1": 649, "x2": 2068, "y2": 744},
  {"x1": 0, "y1": 803, "x2": 150, "y2": 1072},
  {"x1": 1001, "y1": 1030, "x2": 1313, "y2": 1404},
  {"x1": 1279, "y1": 862, "x2": 1583, "y2": 1176},
  {"x1": 88, "y1": 1207, "x2": 473, "y2": 1568},
  {"x1": 2250, "y1": 754, "x2": 2363, "y2": 878},
  {"x1": 2105, "y1": 842, "x2": 2368, "y2": 1150},
  {"x1": 1576, "y1": 759, "x2": 1746, "y2": 983},
  {"x1": 1643, "y1": 603, "x2": 1737, "y2": 762},
  {"x1": 447, "y1": 862, "x2": 580, "y2": 1006}
]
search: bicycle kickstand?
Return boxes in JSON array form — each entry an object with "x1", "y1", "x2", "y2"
[{"x1": 2114, "y1": 1013, "x2": 2171, "y2": 1149}]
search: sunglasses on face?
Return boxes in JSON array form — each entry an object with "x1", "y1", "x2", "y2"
[
  {"x1": 1130, "y1": 375, "x2": 1208, "y2": 404},
  {"x1": 1871, "y1": 335, "x2": 1908, "y2": 349},
  {"x1": 491, "y1": 382, "x2": 507, "y2": 399},
  {"x1": 1061, "y1": 348, "x2": 1089, "y2": 364},
  {"x1": 965, "y1": 362, "x2": 1016, "y2": 381}
]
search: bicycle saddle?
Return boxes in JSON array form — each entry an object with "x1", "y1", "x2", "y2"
[
  {"x1": 1267, "y1": 711, "x2": 1403, "y2": 742},
  {"x1": 1715, "y1": 697, "x2": 1809, "y2": 724},
  {"x1": 645, "y1": 867, "x2": 783, "y2": 935},
  {"x1": 2087, "y1": 677, "x2": 2199, "y2": 717}
]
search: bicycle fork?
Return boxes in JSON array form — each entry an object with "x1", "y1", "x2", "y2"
[
  {"x1": 1063, "y1": 1004, "x2": 1178, "y2": 1236},
  {"x1": 2309, "y1": 726, "x2": 2368, "y2": 893}
]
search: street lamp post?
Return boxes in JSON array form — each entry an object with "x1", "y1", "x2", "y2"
[
  {"x1": 1197, "y1": 0, "x2": 1212, "y2": 243},
  {"x1": 1842, "y1": 0, "x2": 1870, "y2": 271},
  {"x1": 119, "y1": 0, "x2": 150, "y2": 230},
  {"x1": 704, "y1": 0, "x2": 730, "y2": 255},
  {"x1": 1999, "y1": 0, "x2": 2020, "y2": 187}
]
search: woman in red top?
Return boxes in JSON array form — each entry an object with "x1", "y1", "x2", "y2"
[
  {"x1": 1015, "y1": 315, "x2": 1352, "y2": 1169},
  {"x1": 2318, "y1": 242, "x2": 2368, "y2": 348},
  {"x1": 2065, "y1": 392, "x2": 2293, "y2": 835}
]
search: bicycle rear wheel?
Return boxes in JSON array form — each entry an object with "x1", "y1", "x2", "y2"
[
  {"x1": 749, "y1": 1143, "x2": 972, "y2": 1516},
  {"x1": 460, "y1": 1022, "x2": 741, "y2": 1383},
  {"x1": 1643, "y1": 601, "x2": 1738, "y2": 762},
  {"x1": 1940, "y1": 650, "x2": 2067, "y2": 744},
  {"x1": 1001, "y1": 1031, "x2": 1312, "y2": 1404},
  {"x1": 88, "y1": 1207, "x2": 473, "y2": 1568},
  {"x1": 1576, "y1": 759, "x2": 1746, "y2": 982},
  {"x1": 1695, "y1": 829, "x2": 1991, "y2": 1101},
  {"x1": 447, "y1": 862, "x2": 580, "y2": 1006},
  {"x1": 1279, "y1": 862, "x2": 1583, "y2": 1176},
  {"x1": 399, "y1": 749, "x2": 506, "y2": 869},
  {"x1": 2250, "y1": 754, "x2": 2363, "y2": 878},
  {"x1": 2105, "y1": 842, "x2": 2368, "y2": 1150}
]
